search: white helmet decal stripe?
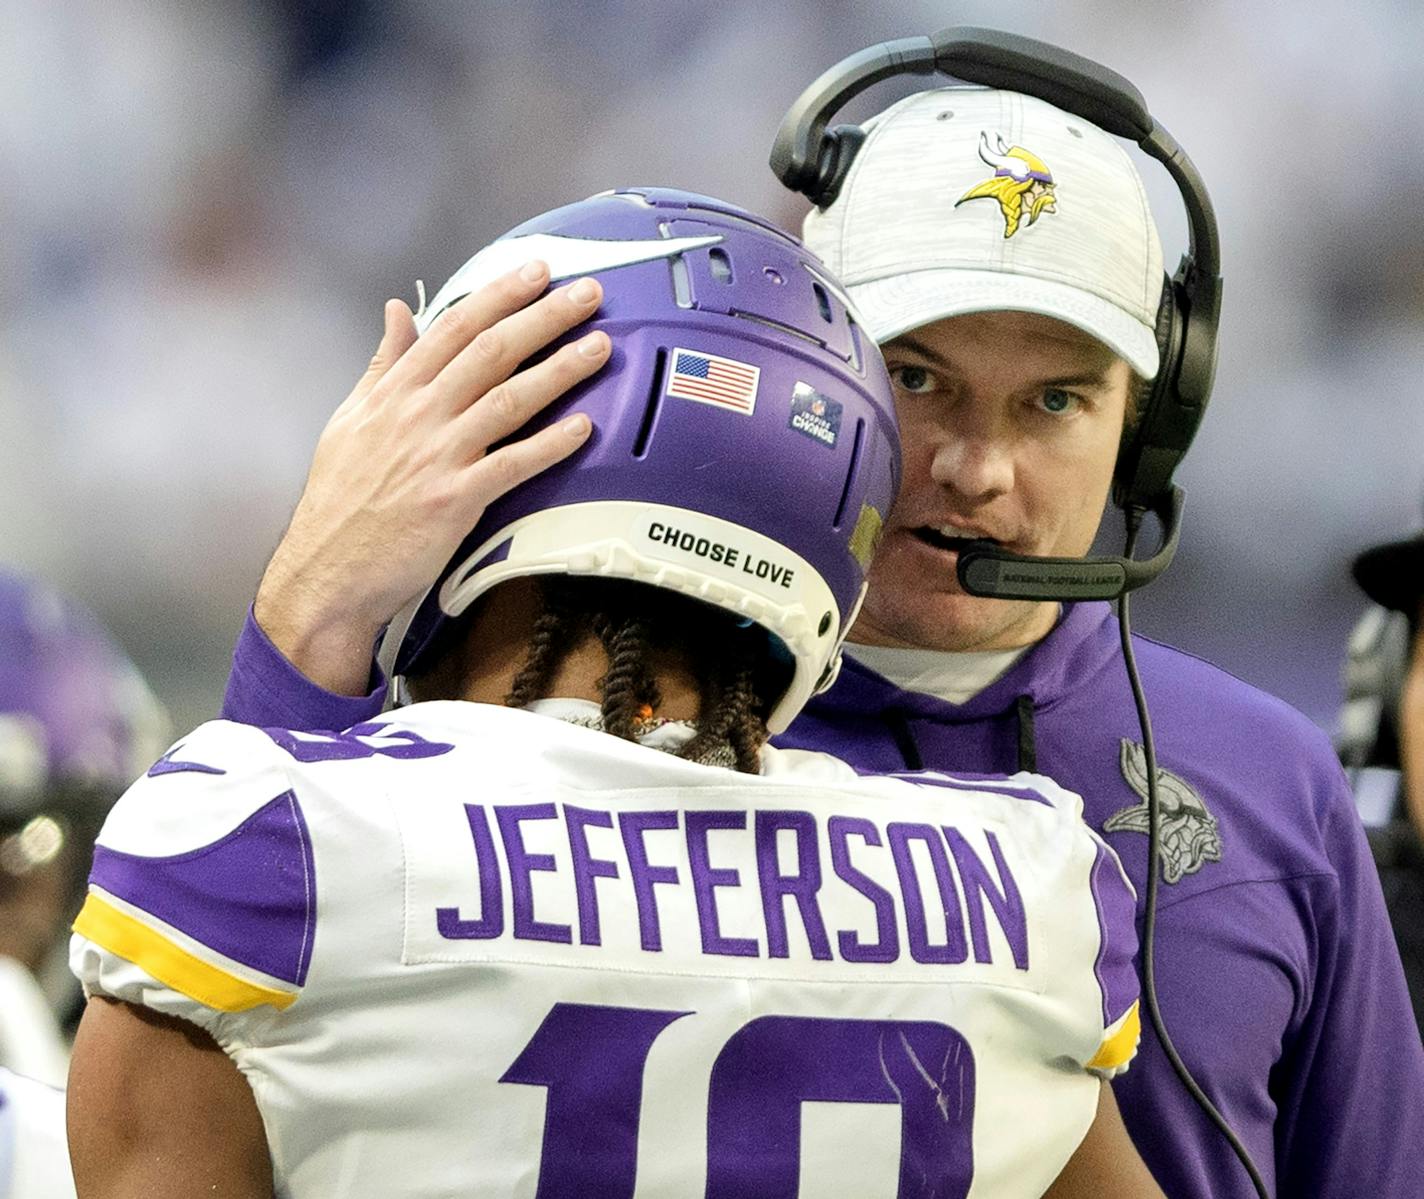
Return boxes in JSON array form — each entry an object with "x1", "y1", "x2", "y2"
[{"x1": 416, "y1": 233, "x2": 724, "y2": 331}]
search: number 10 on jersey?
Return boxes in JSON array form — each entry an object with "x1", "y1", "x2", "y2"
[{"x1": 501, "y1": 1002, "x2": 976, "y2": 1197}]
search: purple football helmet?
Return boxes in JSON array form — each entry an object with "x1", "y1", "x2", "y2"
[
  {"x1": 0, "y1": 568, "x2": 169, "y2": 823},
  {"x1": 392, "y1": 188, "x2": 901, "y2": 732}
]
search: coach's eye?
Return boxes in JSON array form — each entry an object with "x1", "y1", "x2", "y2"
[
  {"x1": 1037, "y1": 387, "x2": 1081, "y2": 415},
  {"x1": 890, "y1": 365, "x2": 937, "y2": 394}
]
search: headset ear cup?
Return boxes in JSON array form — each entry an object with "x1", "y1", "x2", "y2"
[
  {"x1": 811, "y1": 124, "x2": 868, "y2": 207},
  {"x1": 1153, "y1": 273, "x2": 1179, "y2": 379},
  {"x1": 1115, "y1": 274, "x2": 1183, "y2": 507}
]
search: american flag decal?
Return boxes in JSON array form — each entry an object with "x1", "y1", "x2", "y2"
[{"x1": 666, "y1": 348, "x2": 759, "y2": 415}]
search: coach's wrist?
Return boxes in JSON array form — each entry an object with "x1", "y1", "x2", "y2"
[{"x1": 253, "y1": 567, "x2": 388, "y2": 698}]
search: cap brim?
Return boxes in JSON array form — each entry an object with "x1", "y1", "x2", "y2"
[
  {"x1": 848, "y1": 268, "x2": 1160, "y2": 380},
  {"x1": 1353, "y1": 535, "x2": 1424, "y2": 615}
]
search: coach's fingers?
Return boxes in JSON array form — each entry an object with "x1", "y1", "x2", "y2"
[
  {"x1": 381, "y1": 297, "x2": 419, "y2": 365},
  {"x1": 454, "y1": 331, "x2": 610, "y2": 456},
  {"x1": 331, "y1": 299, "x2": 420, "y2": 419},
  {"x1": 458, "y1": 412, "x2": 594, "y2": 517},
  {"x1": 436, "y1": 277, "x2": 604, "y2": 410},
  {"x1": 383, "y1": 260, "x2": 552, "y2": 390},
  {"x1": 373, "y1": 297, "x2": 418, "y2": 368}
]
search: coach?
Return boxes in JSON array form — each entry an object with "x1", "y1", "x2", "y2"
[{"x1": 220, "y1": 58, "x2": 1424, "y2": 1199}]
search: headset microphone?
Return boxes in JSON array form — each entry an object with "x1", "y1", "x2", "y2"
[
  {"x1": 772, "y1": 30, "x2": 1267, "y2": 1199},
  {"x1": 958, "y1": 486, "x2": 1184, "y2": 601}
]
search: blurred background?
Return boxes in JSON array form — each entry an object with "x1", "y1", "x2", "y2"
[{"x1": 1, "y1": 0, "x2": 1420, "y2": 732}]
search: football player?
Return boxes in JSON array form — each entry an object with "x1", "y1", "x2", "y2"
[
  {"x1": 0, "y1": 567, "x2": 168, "y2": 1198},
  {"x1": 66, "y1": 190, "x2": 1162, "y2": 1197},
  {"x1": 218, "y1": 65, "x2": 1424, "y2": 1196}
]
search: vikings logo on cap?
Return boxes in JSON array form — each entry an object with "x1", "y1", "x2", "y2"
[{"x1": 955, "y1": 131, "x2": 1058, "y2": 239}]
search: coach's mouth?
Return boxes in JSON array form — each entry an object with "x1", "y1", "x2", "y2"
[{"x1": 911, "y1": 525, "x2": 1003, "y2": 556}]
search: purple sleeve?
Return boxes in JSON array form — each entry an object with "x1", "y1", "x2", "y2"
[
  {"x1": 220, "y1": 606, "x2": 387, "y2": 732},
  {"x1": 1272, "y1": 771, "x2": 1424, "y2": 1197},
  {"x1": 1107, "y1": 763, "x2": 1424, "y2": 1198},
  {"x1": 1086, "y1": 832, "x2": 1139, "y2": 1031}
]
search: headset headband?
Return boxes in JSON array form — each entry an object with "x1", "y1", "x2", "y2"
[
  {"x1": 770, "y1": 28, "x2": 1217, "y2": 268},
  {"x1": 769, "y1": 26, "x2": 1225, "y2": 597}
]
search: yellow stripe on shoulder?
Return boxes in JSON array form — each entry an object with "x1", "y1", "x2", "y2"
[
  {"x1": 1086, "y1": 999, "x2": 1141, "y2": 1076},
  {"x1": 73, "y1": 893, "x2": 298, "y2": 1013}
]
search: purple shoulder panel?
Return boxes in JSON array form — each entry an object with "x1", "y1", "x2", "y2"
[
  {"x1": 146, "y1": 743, "x2": 227, "y2": 777},
  {"x1": 89, "y1": 791, "x2": 316, "y2": 986},
  {"x1": 221, "y1": 606, "x2": 386, "y2": 732},
  {"x1": 1087, "y1": 835, "x2": 1139, "y2": 1028}
]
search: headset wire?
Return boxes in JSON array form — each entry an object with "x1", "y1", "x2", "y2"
[{"x1": 1119, "y1": 505, "x2": 1269, "y2": 1199}]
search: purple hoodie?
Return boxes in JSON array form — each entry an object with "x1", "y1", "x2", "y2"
[{"x1": 222, "y1": 600, "x2": 1424, "y2": 1197}]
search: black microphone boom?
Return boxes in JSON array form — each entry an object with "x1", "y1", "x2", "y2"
[{"x1": 957, "y1": 487, "x2": 1184, "y2": 601}]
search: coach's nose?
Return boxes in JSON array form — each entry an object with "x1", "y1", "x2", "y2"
[{"x1": 927, "y1": 404, "x2": 1015, "y2": 504}]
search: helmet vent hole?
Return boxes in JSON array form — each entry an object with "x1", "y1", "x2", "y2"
[
  {"x1": 832, "y1": 418, "x2": 866, "y2": 529},
  {"x1": 846, "y1": 313, "x2": 864, "y2": 372},
  {"x1": 708, "y1": 248, "x2": 733, "y2": 284},
  {"x1": 633, "y1": 347, "x2": 668, "y2": 458},
  {"x1": 763, "y1": 267, "x2": 784, "y2": 285},
  {"x1": 670, "y1": 255, "x2": 693, "y2": 308},
  {"x1": 812, "y1": 282, "x2": 833, "y2": 323},
  {"x1": 817, "y1": 612, "x2": 832, "y2": 637}
]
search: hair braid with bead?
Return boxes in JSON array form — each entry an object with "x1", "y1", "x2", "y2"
[
  {"x1": 591, "y1": 611, "x2": 663, "y2": 742},
  {"x1": 503, "y1": 576, "x2": 781, "y2": 773}
]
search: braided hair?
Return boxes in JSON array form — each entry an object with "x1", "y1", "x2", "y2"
[{"x1": 504, "y1": 576, "x2": 782, "y2": 773}]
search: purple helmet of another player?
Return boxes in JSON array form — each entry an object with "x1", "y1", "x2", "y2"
[
  {"x1": 0, "y1": 567, "x2": 169, "y2": 830},
  {"x1": 391, "y1": 188, "x2": 901, "y2": 733},
  {"x1": 0, "y1": 568, "x2": 169, "y2": 1036}
]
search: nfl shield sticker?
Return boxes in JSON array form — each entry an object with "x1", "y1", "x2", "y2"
[
  {"x1": 666, "y1": 348, "x2": 759, "y2": 415},
  {"x1": 788, "y1": 382, "x2": 842, "y2": 447}
]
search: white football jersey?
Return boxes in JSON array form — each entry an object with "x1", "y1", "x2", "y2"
[{"x1": 70, "y1": 699, "x2": 1139, "y2": 1198}]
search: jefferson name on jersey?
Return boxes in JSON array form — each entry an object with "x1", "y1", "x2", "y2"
[
  {"x1": 69, "y1": 703, "x2": 1140, "y2": 1198},
  {"x1": 415, "y1": 785, "x2": 1037, "y2": 981}
]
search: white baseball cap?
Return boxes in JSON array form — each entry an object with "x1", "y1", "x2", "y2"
[{"x1": 802, "y1": 86, "x2": 1164, "y2": 379}]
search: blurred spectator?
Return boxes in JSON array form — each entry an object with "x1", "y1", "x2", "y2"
[
  {"x1": 0, "y1": 1, "x2": 1421, "y2": 784},
  {"x1": 0, "y1": 566, "x2": 169, "y2": 1081},
  {"x1": 1339, "y1": 520, "x2": 1424, "y2": 1029}
]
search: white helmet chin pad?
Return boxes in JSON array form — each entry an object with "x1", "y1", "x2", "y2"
[{"x1": 426, "y1": 501, "x2": 843, "y2": 735}]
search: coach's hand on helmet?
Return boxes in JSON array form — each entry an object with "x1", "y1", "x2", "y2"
[{"x1": 254, "y1": 261, "x2": 608, "y2": 696}]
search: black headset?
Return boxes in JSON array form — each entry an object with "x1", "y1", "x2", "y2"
[
  {"x1": 772, "y1": 32, "x2": 1271, "y2": 1199},
  {"x1": 770, "y1": 26, "x2": 1223, "y2": 602}
]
